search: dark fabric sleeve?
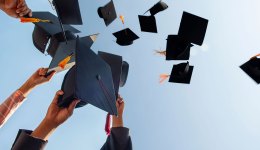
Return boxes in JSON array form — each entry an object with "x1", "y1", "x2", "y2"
[
  {"x1": 11, "y1": 129, "x2": 48, "y2": 150},
  {"x1": 101, "y1": 127, "x2": 132, "y2": 150}
]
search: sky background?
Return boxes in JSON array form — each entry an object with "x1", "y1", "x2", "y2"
[{"x1": 1, "y1": 0, "x2": 260, "y2": 149}]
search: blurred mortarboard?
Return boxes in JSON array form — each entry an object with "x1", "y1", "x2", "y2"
[
  {"x1": 166, "y1": 35, "x2": 194, "y2": 60},
  {"x1": 113, "y1": 28, "x2": 139, "y2": 46},
  {"x1": 138, "y1": 15, "x2": 157, "y2": 33},
  {"x1": 144, "y1": 0, "x2": 168, "y2": 16},
  {"x1": 98, "y1": 51, "x2": 129, "y2": 98},
  {"x1": 169, "y1": 62, "x2": 194, "y2": 84},
  {"x1": 58, "y1": 36, "x2": 118, "y2": 115},
  {"x1": 240, "y1": 55, "x2": 260, "y2": 84},
  {"x1": 47, "y1": 34, "x2": 98, "y2": 74},
  {"x1": 51, "y1": 0, "x2": 83, "y2": 25},
  {"x1": 178, "y1": 11, "x2": 208, "y2": 46},
  {"x1": 32, "y1": 12, "x2": 80, "y2": 54},
  {"x1": 98, "y1": 0, "x2": 117, "y2": 26}
]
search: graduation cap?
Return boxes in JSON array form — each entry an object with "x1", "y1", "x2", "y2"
[
  {"x1": 58, "y1": 36, "x2": 118, "y2": 115},
  {"x1": 32, "y1": 12, "x2": 80, "y2": 54},
  {"x1": 166, "y1": 35, "x2": 194, "y2": 60},
  {"x1": 138, "y1": 15, "x2": 157, "y2": 33},
  {"x1": 98, "y1": 0, "x2": 117, "y2": 26},
  {"x1": 240, "y1": 55, "x2": 260, "y2": 84},
  {"x1": 98, "y1": 51, "x2": 129, "y2": 97},
  {"x1": 144, "y1": 0, "x2": 168, "y2": 16},
  {"x1": 47, "y1": 34, "x2": 98, "y2": 74},
  {"x1": 178, "y1": 11, "x2": 208, "y2": 46},
  {"x1": 113, "y1": 28, "x2": 139, "y2": 46},
  {"x1": 51, "y1": 0, "x2": 83, "y2": 25},
  {"x1": 169, "y1": 62, "x2": 194, "y2": 84}
]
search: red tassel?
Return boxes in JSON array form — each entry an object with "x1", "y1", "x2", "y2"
[{"x1": 105, "y1": 113, "x2": 111, "y2": 135}]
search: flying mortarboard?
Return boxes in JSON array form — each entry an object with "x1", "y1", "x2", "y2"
[
  {"x1": 240, "y1": 54, "x2": 260, "y2": 84},
  {"x1": 113, "y1": 28, "x2": 139, "y2": 46},
  {"x1": 166, "y1": 35, "x2": 194, "y2": 60},
  {"x1": 144, "y1": 0, "x2": 168, "y2": 16},
  {"x1": 98, "y1": 0, "x2": 117, "y2": 26},
  {"x1": 178, "y1": 11, "x2": 208, "y2": 46},
  {"x1": 138, "y1": 15, "x2": 157, "y2": 33},
  {"x1": 58, "y1": 36, "x2": 118, "y2": 115},
  {"x1": 169, "y1": 62, "x2": 194, "y2": 84},
  {"x1": 31, "y1": 12, "x2": 80, "y2": 54},
  {"x1": 98, "y1": 51, "x2": 129, "y2": 98}
]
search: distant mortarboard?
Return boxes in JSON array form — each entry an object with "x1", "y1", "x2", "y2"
[
  {"x1": 98, "y1": 0, "x2": 117, "y2": 26},
  {"x1": 98, "y1": 51, "x2": 129, "y2": 97},
  {"x1": 32, "y1": 12, "x2": 80, "y2": 54},
  {"x1": 113, "y1": 28, "x2": 139, "y2": 46},
  {"x1": 47, "y1": 34, "x2": 98, "y2": 74},
  {"x1": 166, "y1": 35, "x2": 193, "y2": 60},
  {"x1": 178, "y1": 11, "x2": 208, "y2": 46},
  {"x1": 145, "y1": 0, "x2": 168, "y2": 16},
  {"x1": 51, "y1": 0, "x2": 83, "y2": 25},
  {"x1": 169, "y1": 62, "x2": 194, "y2": 84},
  {"x1": 59, "y1": 36, "x2": 118, "y2": 115},
  {"x1": 240, "y1": 55, "x2": 260, "y2": 84},
  {"x1": 138, "y1": 15, "x2": 157, "y2": 33}
]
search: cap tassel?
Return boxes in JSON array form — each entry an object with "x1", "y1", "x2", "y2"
[
  {"x1": 155, "y1": 50, "x2": 166, "y2": 56},
  {"x1": 119, "y1": 15, "x2": 125, "y2": 24},
  {"x1": 58, "y1": 53, "x2": 74, "y2": 69},
  {"x1": 251, "y1": 54, "x2": 260, "y2": 59},
  {"x1": 160, "y1": 74, "x2": 170, "y2": 83},
  {"x1": 20, "y1": 18, "x2": 51, "y2": 23},
  {"x1": 105, "y1": 113, "x2": 111, "y2": 135}
]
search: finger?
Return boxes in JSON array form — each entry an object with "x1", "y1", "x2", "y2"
[
  {"x1": 67, "y1": 100, "x2": 80, "y2": 115},
  {"x1": 52, "y1": 90, "x2": 64, "y2": 105},
  {"x1": 17, "y1": 0, "x2": 25, "y2": 8},
  {"x1": 16, "y1": 4, "x2": 27, "y2": 13},
  {"x1": 28, "y1": 9, "x2": 32, "y2": 17},
  {"x1": 19, "y1": 8, "x2": 31, "y2": 17},
  {"x1": 46, "y1": 71, "x2": 56, "y2": 81},
  {"x1": 39, "y1": 68, "x2": 48, "y2": 76}
]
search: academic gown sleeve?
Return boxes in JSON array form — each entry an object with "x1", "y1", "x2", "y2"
[
  {"x1": 11, "y1": 129, "x2": 48, "y2": 150},
  {"x1": 101, "y1": 127, "x2": 132, "y2": 150}
]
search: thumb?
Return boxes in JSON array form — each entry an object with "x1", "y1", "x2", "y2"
[{"x1": 67, "y1": 100, "x2": 80, "y2": 115}]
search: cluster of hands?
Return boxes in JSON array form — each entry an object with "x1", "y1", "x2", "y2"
[
  {"x1": 0, "y1": 0, "x2": 32, "y2": 18},
  {"x1": 20, "y1": 68, "x2": 125, "y2": 141}
]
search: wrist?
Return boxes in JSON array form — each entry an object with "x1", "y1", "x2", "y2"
[
  {"x1": 112, "y1": 115, "x2": 124, "y2": 127},
  {"x1": 31, "y1": 118, "x2": 57, "y2": 141},
  {"x1": 19, "y1": 80, "x2": 36, "y2": 97}
]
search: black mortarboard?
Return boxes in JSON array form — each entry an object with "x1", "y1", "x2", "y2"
[
  {"x1": 166, "y1": 35, "x2": 194, "y2": 60},
  {"x1": 51, "y1": 0, "x2": 83, "y2": 25},
  {"x1": 169, "y1": 62, "x2": 194, "y2": 84},
  {"x1": 138, "y1": 15, "x2": 157, "y2": 33},
  {"x1": 32, "y1": 12, "x2": 80, "y2": 54},
  {"x1": 178, "y1": 11, "x2": 208, "y2": 46},
  {"x1": 240, "y1": 56, "x2": 260, "y2": 84},
  {"x1": 98, "y1": 0, "x2": 117, "y2": 26},
  {"x1": 58, "y1": 36, "x2": 118, "y2": 115},
  {"x1": 113, "y1": 28, "x2": 139, "y2": 46},
  {"x1": 120, "y1": 61, "x2": 129, "y2": 87},
  {"x1": 98, "y1": 51, "x2": 129, "y2": 98},
  {"x1": 47, "y1": 34, "x2": 98, "y2": 74},
  {"x1": 144, "y1": 0, "x2": 168, "y2": 16}
]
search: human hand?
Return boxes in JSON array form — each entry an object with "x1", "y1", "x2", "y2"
[
  {"x1": 2, "y1": 0, "x2": 32, "y2": 18},
  {"x1": 31, "y1": 91, "x2": 80, "y2": 141},
  {"x1": 112, "y1": 95, "x2": 125, "y2": 127}
]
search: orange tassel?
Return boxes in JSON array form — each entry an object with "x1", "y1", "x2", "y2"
[
  {"x1": 251, "y1": 54, "x2": 260, "y2": 59},
  {"x1": 160, "y1": 74, "x2": 170, "y2": 83},
  {"x1": 155, "y1": 50, "x2": 166, "y2": 56},
  {"x1": 20, "y1": 18, "x2": 51, "y2": 23},
  {"x1": 58, "y1": 53, "x2": 73, "y2": 69},
  {"x1": 119, "y1": 15, "x2": 125, "y2": 24}
]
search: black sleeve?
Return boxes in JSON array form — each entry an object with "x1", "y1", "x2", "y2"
[
  {"x1": 11, "y1": 129, "x2": 48, "y2": 150},
  {"x1": 100, "y1": 127, "x2": 133, "y2": 150}
]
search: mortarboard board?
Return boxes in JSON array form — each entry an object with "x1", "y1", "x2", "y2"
[
  {"x1": 178, "y1": 12, "x2": 208, "y2": 46},
  {"x1": 144, "y1": 0, "x2": 168, "y2": 16},
  {"x1": 240, "y1": 55, "x2": 260, "y2": 84},
  {"x1": 166, "y1": 35, "x2": 194, "y2": 60},
  {"x1": 98, "y1": 51, "x2": 129, "y2": 98},
  {"x1": 51, "y1": 0, "x2": 83, "y2": 25},
  {"x1": 138, "y1": 15, "x2": 157, "y2": 33},
  {"x1": 113, "y1": 28, "x2": 139, "y2": 46},
  {"x1": 58, "y1": 36, "x2": 118, "y2": 115},
  {"x1": 169, "y1": 62, "x2": 194, "y2": 84},
  {"x1": 47, "y1": 34, "x2": 98, "y2": 74},
  {"x1": 98, "y1": 0, "x2": 117, "y2": 26},
  {"x1": 31, "y1": 12, "x2": 80, "y2": 54}
]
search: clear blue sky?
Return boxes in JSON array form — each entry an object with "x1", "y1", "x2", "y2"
[{"x1": 1, "y1": 0, "x2": 260, "y2": 149}]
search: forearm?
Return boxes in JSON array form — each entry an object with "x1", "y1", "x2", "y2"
[
  {"x1": 18, "y1": 79, "x2": 37, "y2": 98},
  {"x1": 31, "y1": 119, "x2": 57, "y2": 141}
]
